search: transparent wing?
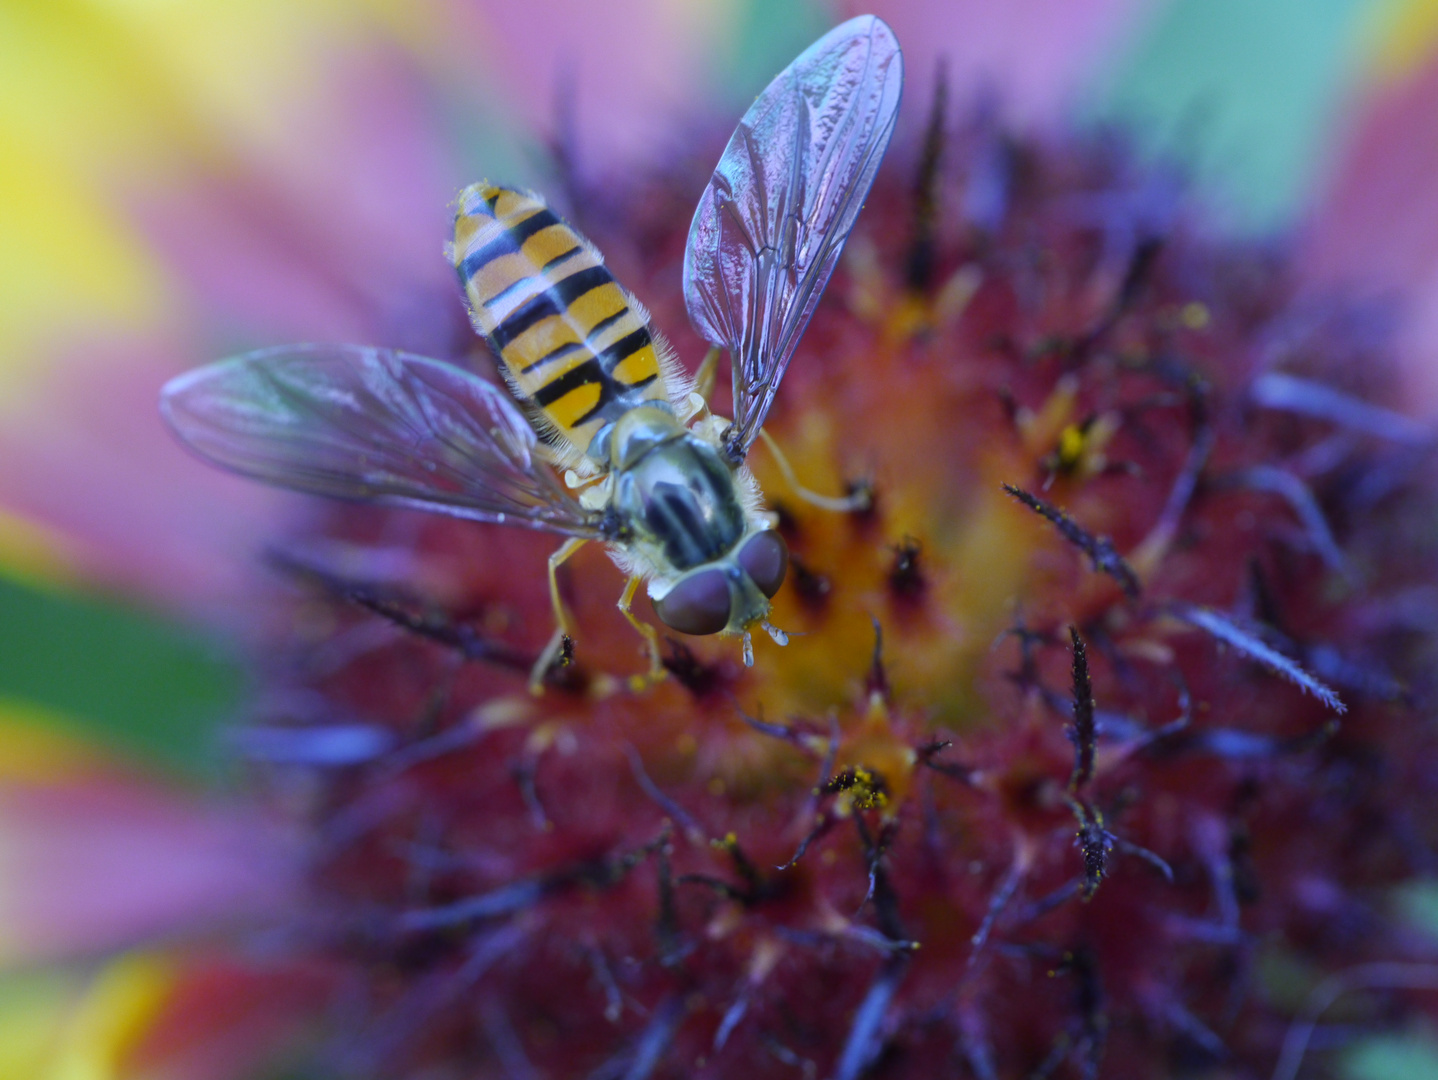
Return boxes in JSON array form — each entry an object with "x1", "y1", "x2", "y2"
[
  {"x1": 683, "y1": 14, "x2": 903, "y2": 457},
  {"x1": 160, "y1": 344, "x2": 605, "y2": 537}
]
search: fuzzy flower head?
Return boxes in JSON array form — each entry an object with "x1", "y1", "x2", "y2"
[{"x1": 208, "y1": 35, "x2": 1438, "y2": 1080}]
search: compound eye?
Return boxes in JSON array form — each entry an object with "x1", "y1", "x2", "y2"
[
  {"x1": 736, "y1": 530, "x2": 788, "y2": 599},
  {"x1": 653, "y1": 568, "x2": 732, "y2": 635}
]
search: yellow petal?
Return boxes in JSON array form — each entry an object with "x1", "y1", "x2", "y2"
[
  {"x1": 50, "y1": 952, "x2": 176, "y2": 1080},
  {"x1": 0, "y1": 126, "x2": 169, "y2": 401},
  {"x1": 0, "y1": 970, "x2": 72, "y2": 1080},
  {"x1": 0, "y1": 516, "x2": 82, "y2": 588},
  {"x1": 1364, "y1": 0, "x2": 1438, "y2": 80},
  {"x1": 0, "y1": 700, "x2": 108, "y2": 787},
  {"x1": 0, "y1": 953, "x2": 177, "y2": 1080}
]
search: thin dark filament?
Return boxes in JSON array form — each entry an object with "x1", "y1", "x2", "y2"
[{"x1": 1001, "y1": 484, "x2": 1141, "y2": 598}]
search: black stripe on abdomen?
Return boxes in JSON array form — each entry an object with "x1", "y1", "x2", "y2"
[
  {"x1": 491, "y1": 265, "x2": 611, "y2": 351},
  {"x1": 457, "y1": 208, "x2": 561, "y2": 285},
  {"x1": 520, "y1": 339, "x2": 588, "y2": 375},
  {"x1": 529, "y1": 356, "x2": 644, "y2": 429},
  {"x1": 532, "y1": 357, "x2": 607, "y2": 408},
  {"x1": 523, "y1": 323, "x2": 652, "y2": 378},
  {"x1": 594, "y1": 326, "x2": 651, "y2": 378},
  {"x1": 539, "y1": 245, "x2": 581, "y2": 272}
]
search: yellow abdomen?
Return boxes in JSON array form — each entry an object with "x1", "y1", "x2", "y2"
[{"x1": 452, "y1": 184, "x2": 668, "y2": 454}]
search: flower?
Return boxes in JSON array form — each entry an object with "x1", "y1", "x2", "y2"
[
  {"x1": 5, "y1": 3, "x2": 1438, "y2": 1079},
  {"x1": 220, "y1": 95, "x2": 1438, "y2": 1077}
]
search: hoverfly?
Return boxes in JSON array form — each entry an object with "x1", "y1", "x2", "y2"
[{"x1": 160, "y1": 16, "x2": 903, "y2": 691}]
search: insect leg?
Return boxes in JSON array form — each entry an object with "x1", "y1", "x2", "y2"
[
  {"x1": 756, "y1": 427, "x2": 872, "y2": 513},
  {"x1": 694, "y1": 346, "x2": 722, "y2": 404},
  {"x1": 529, "y1": 537, "x2": 588, "y2": 694},
  {"x1": 618, "y1": 574, "x2": 667, "y2": 690},
  {"x1": 679, "y1": 346, "x2": 723, "y2": 424}
]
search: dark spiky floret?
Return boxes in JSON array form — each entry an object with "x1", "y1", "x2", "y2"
[
  {"x1": 1067, "y1": 626, "x2": 1097, "y2": 792},
  {"x1": 243, "y1": 106, "x2": 1438, "y2": 1080},
  {"x1": 1001, "y1": 484, "x2": 1142, "y2": 599}
]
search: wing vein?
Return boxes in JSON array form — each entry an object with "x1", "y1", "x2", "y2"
[
  {"x1": 161, "y1": 344, "x2": 603, "y2": 538},
  {"x1": 682, "y1": 15, "x2": 903, "y2": 456}
]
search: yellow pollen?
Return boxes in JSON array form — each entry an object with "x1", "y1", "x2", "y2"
[
  {"x1": 1181, "y1": 302, "x2": 1210, "y2": 329},
  {"x1": 1058, "y1": 424, "x2": 1087, "y2": 467}
]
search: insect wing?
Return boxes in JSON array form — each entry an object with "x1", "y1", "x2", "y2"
[
  {"x1": 683, "y1": 15, "x2": 902, "y2": 455},
  {"x1": 160, "y1": 344, "x2": 605, "y2": 537}
]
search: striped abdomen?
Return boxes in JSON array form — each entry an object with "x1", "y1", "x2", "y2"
[{"x1": 452, "y1": 183, "x2": 668, "y2": 454}]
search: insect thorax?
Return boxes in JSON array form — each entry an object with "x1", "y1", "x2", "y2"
[{"x1": 603, "y1": 407, "x2": 746, "y2": 574}]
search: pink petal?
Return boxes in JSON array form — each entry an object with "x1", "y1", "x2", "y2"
[
  {"x1": 0, "y1": 767, "x2": 299, "y2": 965},
  {"x1": 451, "y1": 0, "x2": 726, "y2": 168},
  {"x1": 0, "y1": 49, "x2": 473, "y2": 612},
  {"x1": 858, "y1": 0, "x2": 1156, "y2": 125},
  {"x1": 1303, "y1": 54, "x2": 1438, "y2": 415},
  {"x1": 0, "y1": 337, "x2": 296, "y2": 618},
  {"x1": 453, "y1": 0, "x2": 1155, "y2": 169},
  {"x1": 131, "y1": 48, "x2": 461, "y2": 352}
]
